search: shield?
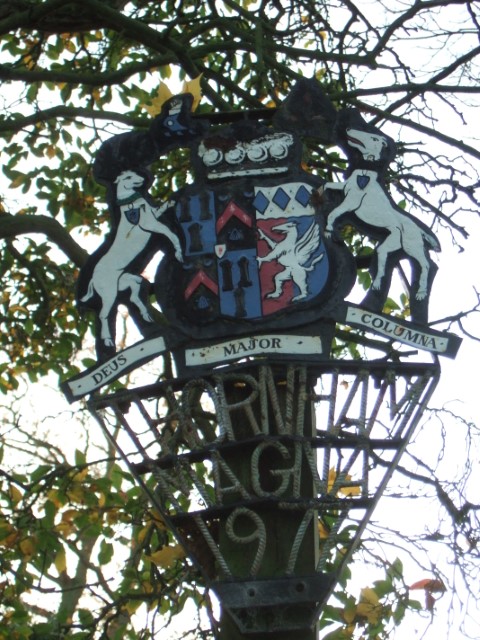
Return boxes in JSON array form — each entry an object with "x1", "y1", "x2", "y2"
[{"x1": 155, "y1": 176, "x2": 343, "y2": 340}]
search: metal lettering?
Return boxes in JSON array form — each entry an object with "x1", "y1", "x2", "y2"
[
  {"x1": 212, "y1": 451, "x2": 252, "y2": 504},
  {"x1": 225, "y1": 508, "x2": 266, "y2": 576},
  {"x1": 251, "y1": 441, "x2": 294, "y2": 497}
]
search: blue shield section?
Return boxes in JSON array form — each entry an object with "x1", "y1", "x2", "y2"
[
  {"x1": 218, "y1": 249, "x2": 261, "y2": 319},
  {"x1": 289, "y1": 215, "x2": 329, "y2": 298},
  {"x1": 177, "y1": 192, "x2": 216, "y2": 256}
]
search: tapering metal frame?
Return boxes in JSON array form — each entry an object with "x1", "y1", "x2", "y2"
[{"x1": 88, "y1": 358, "x2": 439, "y2": 635}]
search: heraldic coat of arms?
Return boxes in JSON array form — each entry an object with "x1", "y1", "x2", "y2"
[
  {"x1": 156, "y1": 104, "x2": 355, "y2": 341},
  {"x1": 63, "y1": 78, "x2": 460, "y2": 402}
]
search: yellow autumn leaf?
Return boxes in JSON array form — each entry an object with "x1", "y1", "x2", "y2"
[
  {"x1": 343, "y1": 599, "x2": 357, "y2": 624},
  {"x1": 148, "y1": 509, "x2": 167, "y2": 529},
  {"x1": 339, "y1": 483, "x2": 361, "y2": 498},
  {"x1": 136, "y1": 524, "x2": 151, "y2": 546},
  {"x1": 8, "y1": 485, "x2": 23, "y2": 504},
  {"x1": 55, "y1": 521, "x2": 76, "y2": 537},
  {"x1": 182, "y1": 74, "x2": 203, "y2": 111},
  {"x1": 360, "y1": 587, "x2": 379, "y2": 604},
  {"x1": 61, "y1": 508, "x2": 79, "y2": 521},
  {"x1": 47, "y1": 489, "x2": 62, "y2": 508},
  {"x1": 66, "y1": 485, "x2": 85, "y2": 503},
  {"x1": 23, "y1": 54, "x2": 35, "y2": 70},
  {"x1": 55, "y1": 509, "x2": 79, "y2": 536},
  {"x1": 327, "y1": 467, "x2": 337, "y2": 492},
  {"x1": 160, "y1": 64, "x2": 172, "y2": 78},
  {"x1": 146, "y1": 544, "x2": 185, "y2": 568},
  {"x1": 142, "y1": 580, "x2": 154, "y2": 594},
  {"x1": 356, "y1": 587, "x2": 382, "y2": 624},
  {"x1": 9, "y1": 175, "x2": 24, "y2": 189},
  {"x1": 71, "y1": 467, "x2": 89, "y2": 482},
  {"x1": 327, "y1": 468, "x2": 361, "y2": 497},
  {"x1": 0, "y1": 522, "x2": 18, "y2": 548},
  {"x1": 124, "y1": 599, "x2": 142, "y2": 615},
  {"x1": 54, "y1": 547, "x2": 67, "y2": 574},
  {"x1": 9, "y1": 304, "x2": 29, "y2": 315},
  {"x1": 19, "y1": 536, "x2": 36, "y2": 561},
  {"x1": 106, "y1": 507, "x2": 120, "y2": 525},
  {"x1": 143, "y1": 82, "x2": 174, "y2": 116},
  {"x1": 318, "y1": 519, "x2": 330, "y2": 539}
]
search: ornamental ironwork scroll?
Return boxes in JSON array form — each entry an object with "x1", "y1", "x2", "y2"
[{"x1": 63, "y1": 78, "x2": 460, "y2": 402}]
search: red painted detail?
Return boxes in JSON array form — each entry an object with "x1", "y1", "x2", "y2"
[
  {"x1": 216, "y1": 201, "x2": 253, "y2": 233},
  {"x1": 184, "y1": 271, "x2": 219, "y2": 299}
]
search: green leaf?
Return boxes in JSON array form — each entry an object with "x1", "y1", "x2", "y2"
[
  {"x1": 388, "y1": 558, "x2": 404, "y2": 580},
  {"x1": 42, "y1": 500, "x2": 57, "y2": 528},
  {"x1": 74, "y1": 449, "x2": 86, "y2": 466},
  {"x1": 372, "y1": 578, "x2": 393, "y2": 598},
  {"x1": 98, "y1": 540, "x2": 114, "y2": 565},
  {"x1": 78, "y1": 608, "x2": 95, "y2": 626}
]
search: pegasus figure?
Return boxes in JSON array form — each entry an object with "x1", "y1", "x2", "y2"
[{"x1": 258, "y1": 221, "x2": 324, "y2": 301}]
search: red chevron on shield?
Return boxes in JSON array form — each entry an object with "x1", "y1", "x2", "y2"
[{"x1": 184, "y1": 270, "x2": 219, "y2": 300}]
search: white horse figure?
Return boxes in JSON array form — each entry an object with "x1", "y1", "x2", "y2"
[
  {"x1": 319, "y1": 127, "x2": 440, "y2": 300},
  {"x1": 81, "y1": 170, "x2": 183, "y2": 348}
]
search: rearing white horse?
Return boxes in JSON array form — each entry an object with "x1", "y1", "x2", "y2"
[
  {"x1": 81, "y1": 170, "x2": 183, "y2": 348},
  {"x1": 319, "y1": 127, "x2": 440, "y2": 301}
]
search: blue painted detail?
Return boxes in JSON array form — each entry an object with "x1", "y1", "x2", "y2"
[
  {"x1": 197, "y1": 296, "x2": 211, "y2": 310},
  {"x1": 295, "y1": 184, "x2": 312, "y2": 207},
  {"x1": 357, "y1": 175, "x2": 370, "y2": 189},
  {"x1": 125, "y1": 207, "x2": 140, "y2": 225},
  {"x1": 218, "y1": 249, "x2": 262, "y2": 319},
  {"x1": 176, "y1": 192, "x2": 216, "y2": 256},
  {"x1": 164, "y1": 114, "x2": 186, "y2": 133},
  {"x1": 294, "y1": 218, "x2": 329, "y2": 300},
  {"x1": 253, "y1": 191, "x2": 269, "y2": 214},
  {"x1": 229, "y1": 228, "x2": 244, "y2": 241},
  {"x1": 272, "y1": 187, "x2": 290, "y2": 210}
]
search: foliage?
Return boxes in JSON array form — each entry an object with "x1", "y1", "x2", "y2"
[
  {"x1": 0, "y1": 400, "x2": 207, "y2": 639},
  {"x1": 0, "y1": 0, "x2": 479, "y2": 638},
  {"x1": 319, "y1": 559, "x2": 424, "y2": 640}
]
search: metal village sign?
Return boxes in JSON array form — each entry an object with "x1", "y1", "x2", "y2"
[
  {"x1": 63, "y1": 78, "x2": 459, "y2": 402},
  {"x1": 61, "y1": 78, "x2": 460, "y2": 636}
]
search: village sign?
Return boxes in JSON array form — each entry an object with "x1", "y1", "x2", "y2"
[{"x1": 62, "y1": 78, "x2": 460, "y2": 402}]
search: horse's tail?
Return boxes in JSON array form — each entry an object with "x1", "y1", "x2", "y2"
[
  {"x1": 423, "y1": 230, "x2": 441, "y2": 252},
  {"x1": 80, "y1": 280, "x2": 95, "y2": 303}
]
